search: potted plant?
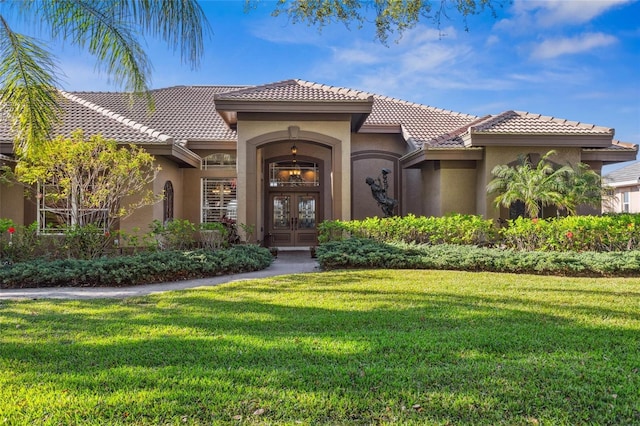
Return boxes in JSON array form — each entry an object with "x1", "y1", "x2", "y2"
[{"x1": 199, "y1": 222, "x2": 227, "y2": 249}]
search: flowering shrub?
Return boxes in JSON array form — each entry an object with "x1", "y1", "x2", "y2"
[
  {"x1": 319, "y1": 213, "x2": 640, "y2": 253},
  {"x1": 501, "y1": 214, "x2": 640, "y2": 252}
]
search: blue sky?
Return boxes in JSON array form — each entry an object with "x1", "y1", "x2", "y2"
[{"x1": 51, "y1": 0, "x2": 640, "y2": 170}]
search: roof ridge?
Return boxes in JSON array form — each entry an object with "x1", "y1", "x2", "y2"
[
  {"x1": 296, "y1": 79, "x2": 476, "y2": 117},
  {"x1": 427, "y1": 115, "x2": 494, "y2": 146},
  {"x1": 294, "y1": 79, "x2": 372, "y2": 101},
  {"x1": 58, "y1": 90, "x2": 174, "y2": 143},
  {"x1": 469, "y1": 110, "x2": 518, "y2": 131}
]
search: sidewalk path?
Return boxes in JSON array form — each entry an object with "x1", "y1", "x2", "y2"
[{"x1": 0, "y1": 251, "x2": 319, "y2": 300}]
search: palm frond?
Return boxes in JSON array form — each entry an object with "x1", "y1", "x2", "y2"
[
  {"x1": 0, "y1": 14, "x2": 61, "y2": 157},
  {"x1": 126, "y1": 0, "x2": 211, "y2": 69}
]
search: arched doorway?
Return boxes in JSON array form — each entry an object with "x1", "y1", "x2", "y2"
[{"x1": 264, "y1": 157, "x2": 322, "y2": 247}]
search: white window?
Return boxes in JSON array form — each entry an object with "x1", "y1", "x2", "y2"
[
  {"x1": 202, "y1": 152, "x2": 236, "y2": 170},
  {"x1": 38, "y1": 182, "x2": 108, "y2": 233},
  {"x1": 623, "y1": 191, "x2": 630, "y2": 213},
  {"x1": 202, "y1": 178, "x2": 237, "y2": 222}
]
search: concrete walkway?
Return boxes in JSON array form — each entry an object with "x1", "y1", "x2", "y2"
[{"x1": 0, "y1": 250, "x2": 320, "y2": 300}]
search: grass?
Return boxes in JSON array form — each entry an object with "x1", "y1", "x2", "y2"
[{"x1": 1, "y1": 269, "x2": 639, "y2": 425}]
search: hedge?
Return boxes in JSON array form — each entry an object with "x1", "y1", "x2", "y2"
[
  {"x1": 0, "y1": 245, "x2": 273, "y2": 289},
  {"x1": 316, "y1": 238, "x2": 640, "y2": 277}
]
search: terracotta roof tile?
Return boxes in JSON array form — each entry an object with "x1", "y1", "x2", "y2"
[
  {"x1": 0, "y1": 81, "x2": 633, "y2": 157},
  {"x1": 470, "y1": 110, "x2": 614, "y2": 135},
  {"x1": 73, "y1": 86, "x2": 242, "y2": 142},
  {"x1": 216, "y1": 79, "x2": 372, "y2": 102},
  {"x1": 365, "y1": 96, "x2": 479, "y2": 146}
]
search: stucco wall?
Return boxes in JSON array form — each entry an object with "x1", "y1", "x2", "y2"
[
  {"x1": 440, "y1": 161, "x2": 477, "y2": 215},
  {"x1": 120, "y1": 156, "x2": 184, "y2": 235},
  {"x1": 351, "y1": 133, "x2": 406, "y2": 219},
  {"x1": 421, "y1": 161, "x2": 441, "y2": 217},
  {"x1": 236, "y1": 116, "x2": 352, "y2": 242},
  {"x1": 605, "y1": 185, "x2": 640, "y2": 214},
  {"x1": 0, "y1": 175, "x2": 27, "y2": 225}
]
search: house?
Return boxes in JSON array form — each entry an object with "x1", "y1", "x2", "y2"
[
  {"x1": 1, "y1": 79, "x2": 636, "y2": 247},
  {"x1": 602, "y1": 162, "x2": 640, "y2": 213}
]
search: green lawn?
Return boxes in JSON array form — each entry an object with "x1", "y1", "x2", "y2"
[{"x1": 1, "y1": 270, "x2": 638, "y2": 425}]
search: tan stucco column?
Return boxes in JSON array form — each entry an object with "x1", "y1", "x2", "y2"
[{"x1": 236, "y1": 119, "x2": 352, "y2": 241}]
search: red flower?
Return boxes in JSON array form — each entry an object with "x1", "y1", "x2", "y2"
[
  {"x1": 8, "y1": 226, "x2": 15, "y2": 234},
  {"x1": 104, "y1": 231, "x2": 110, "y2": 237},
  {"x1": 566, "y1": 231, "x2": 573, "y2": 239},
  {"x1": 531, "y1": 218, "x2": 539, "y2": 224}
]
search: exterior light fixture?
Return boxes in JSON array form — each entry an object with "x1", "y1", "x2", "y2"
[{"x1": 291, "y1": 144, "x2": 298, "y2": 155}]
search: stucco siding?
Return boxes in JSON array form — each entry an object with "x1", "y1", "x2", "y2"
[
  {"x1": 421, "y1": 161, "x2": 441, "y2": 217},
  {"x1": 440, "y1": 161, "x2": 477, "y2": 215},
  {"x1": 120, "y1": 156, "x2": 184, "y2": 234},
  {"x1": 237, "y1": 117, "x2": 352, "y2": 242}
]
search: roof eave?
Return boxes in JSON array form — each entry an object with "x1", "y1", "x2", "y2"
[
  {"x1": 466, "y1": 132, "x2": 614, "y2": 147},
  {"x1": 215, "y1": 99, "x2": 373, "y2": 130},
  {"x1": 581, "y1": 147, "x2": 638, "y2": 164},
  {"x1": 401, "y1": 147, "x2": 484, "y2": 168},
  {"x1": 141, "y1": 143, "x2": 201, "y2": 168}
]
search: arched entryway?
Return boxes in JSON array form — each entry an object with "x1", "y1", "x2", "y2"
[{"x1": 264, "y1": 156, "x2": 323, "y2": 247}]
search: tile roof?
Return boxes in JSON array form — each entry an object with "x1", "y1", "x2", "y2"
[
  {"x1": 469, "y1": 110, "x2": 614, "y2": 136},
  {"x1": 366, "y1": 96, "x2": 479, "y2": 146},
  {"x1": 216, "y1": 79, "x2": 480, "y2": 146},
  {"x1": 70, "y1": 86, "x2": 242, "y2": 142},
  {"x1": 216, "y1": 79, "x2": 372, "y2": 102},
  {"x1": 603, "y1": 160, "x2": 640, "y2": 183},
  {"x1": 0, "y1": 80, "x2": 633, "y2": 158}
]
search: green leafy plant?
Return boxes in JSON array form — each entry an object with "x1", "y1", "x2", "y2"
[
  {"x1": 199, "y1": 222, "x2": 228, "y2": 249},
  {"x1": 316, "y1": 238, "x2": 640, "y2": 277},
  {"x1": 0, "y1": 245, "x2": 273, "y2": 288},
  {"x1": 150, "y1": 219, "x2": 196, "y2": 250}
]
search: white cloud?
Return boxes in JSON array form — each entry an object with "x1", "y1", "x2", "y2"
[
  {"x1": 531, "y1": 32, "x2": 618, "y2": 59},
  {"x1": 523, "y1": 0, "x2": 632, "y2": 27},
  {"x1": 497, "y1": 0, "x2": 633, "y2": 32}
]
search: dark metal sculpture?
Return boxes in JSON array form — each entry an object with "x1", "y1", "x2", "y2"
[{"x1": 365, "y1": 168, "x2": 397, "y2": 217}]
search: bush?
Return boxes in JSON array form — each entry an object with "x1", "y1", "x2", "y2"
[
  {"x1": 318, "y1": 214, "x2": 498, "y2": 246},
  {"x1": 316, "y1": 238, "x2": 640, "y2": 277},
  {"x1": 150, "y1": 219, "x2": 196, "y2": 250},
  {"x1": 0, "y1": 245, "x2": 273, "y2": 288},
  {"x1": 501, "y1": 214, "x2": 640, "y2": 252},
  {"x1": 319, "y1": 214, "x2": 640, "y2": 253}
]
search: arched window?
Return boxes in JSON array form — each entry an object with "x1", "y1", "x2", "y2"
[{"x1": 163, "y1": 181, "x2": 174, "y2": 223}]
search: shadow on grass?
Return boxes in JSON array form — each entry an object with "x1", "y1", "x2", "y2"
[{"x1": 1, "y1": 272, "x2": 639, "y2": 425}]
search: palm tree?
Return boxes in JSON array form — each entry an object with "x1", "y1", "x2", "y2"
[
  {"x1": 487, "y1": 150, "x2": 570, "y2": 219},
  {"x1": 0, "y1": 0, "x2": 210, "y2": 157},
  {"x1": 559, "y1": 162, "x2": 604, "y2": 215}
]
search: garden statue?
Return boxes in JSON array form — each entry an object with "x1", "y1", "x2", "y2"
[{"x1": 365, "y1": 168, "x2": 397, "y2": 217}]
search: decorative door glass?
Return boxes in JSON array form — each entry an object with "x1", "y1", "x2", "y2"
[
  {"x1": 272, "y1": 196, "x2": 291, "y2": 230},
  {"x1": 297, "y1": 196, "x2": 316, "y2": 230}
]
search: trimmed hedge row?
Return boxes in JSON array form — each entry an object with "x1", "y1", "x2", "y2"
[
  {"x1": 0, "y1": 245, "x2": 273, "y2": 289},
  {"x1": 316, "y1": 238, "x2": 640, "y2": 277},
  {"x1": 318, "y1": 214, "x2": 640, "y2": 252}
]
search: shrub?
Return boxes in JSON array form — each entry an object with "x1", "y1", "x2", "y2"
[
  {"x1": 150, "y1": 219, "x2": 196, "y2": 250},
  {"x1": 0, "y1": 245, "x2": 273, "y2": 288},
  {"x1": 316, "y1": 238, "x2": 640, "y2": 277},
  {"x1": 318, "y1": 214, "x2": 498, "y2": 246},
  {"x1": 500, "y1": 214, "x2": 640, "y2": 252}
]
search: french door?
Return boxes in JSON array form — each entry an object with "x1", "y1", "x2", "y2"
[{"x1": 269, "y1": 193, "x2": 318, "y2": 247}]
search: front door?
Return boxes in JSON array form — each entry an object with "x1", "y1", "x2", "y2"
[{"x1": 269, "y1": 193, "x2": 318, "y2": 247}]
